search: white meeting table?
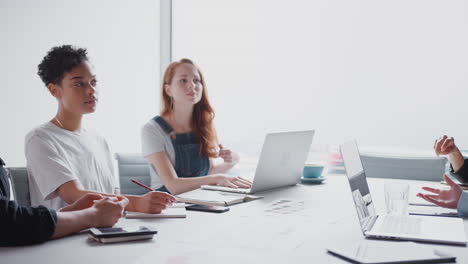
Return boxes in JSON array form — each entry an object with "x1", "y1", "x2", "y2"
[{"x1": 1, "y1": 175, "x2": 467, "y2": 264}]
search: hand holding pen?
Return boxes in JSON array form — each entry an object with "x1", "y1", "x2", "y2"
[{"x1": 129, "y1": 179, "x2": 177, "y2": 214}]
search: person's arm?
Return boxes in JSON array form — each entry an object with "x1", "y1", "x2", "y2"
[
  {"x1": 448, "y1": 150, "x2": 465, "y2": 173},
  {"x1": 209, "y1": 144, "x2": 240, "y2": 174},
  {"x1": 141, "y1": 122, "x2": 216, "y2": 195},
  {"x1": 141, "y1": 122, "x2": 250, "y2": 195},
  {"x1": 27, "y1": 134, "x2": 175, "y2": 214},
  {"x1": 434, "y1": 135, "x2": 465, "y2": 172},
  {"x1": 52, "y1": 195, "x2": 129, "y2": 238},
  {"x1": 55, "y1": 180, "x2": 176, "y2": 214},
  {"x1": 450, "y1": 156, "x2": 468, "y2": 183},
  {"x1": 146, "y1": 152, "x2": 250, "y2": 195},
  {"x1": 457, "y1": 191, "x2": 468, "y2": 217},
  {"x1": 0, "y1": 198, "x2": 58, "y2": 246}
]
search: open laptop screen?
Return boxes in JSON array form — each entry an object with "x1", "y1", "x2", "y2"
[{"x1": 340, "y1": 140, "x2": 376, "y2": 232}]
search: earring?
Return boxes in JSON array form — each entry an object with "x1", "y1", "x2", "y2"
[{"x1": 170, "y1": 96, "x2": 174, "y2": 110}]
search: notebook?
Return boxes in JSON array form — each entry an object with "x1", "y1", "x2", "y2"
[
  {"x1": 176, "y1": 189, "x2": 263, "y2": 206},
  {"x1": 125, "y1": 204, "x2": 187, "y2": 219}
]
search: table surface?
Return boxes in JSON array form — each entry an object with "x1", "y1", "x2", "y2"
[{"x1": 1, "y1": 175, "x2": 467, "y2": 264}]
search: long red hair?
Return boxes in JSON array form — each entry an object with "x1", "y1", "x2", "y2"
[{"x1": 161, "y1": 58, "x2": 218, "y2": 158}]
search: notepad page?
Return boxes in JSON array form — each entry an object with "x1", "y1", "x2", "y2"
[{"x1": 125, "y1": 207, "x2": 187, "y2": 218}]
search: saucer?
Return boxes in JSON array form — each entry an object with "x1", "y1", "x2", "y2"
[{"x1": 301, "y1": 176, "x2": 326, "y2": 184}]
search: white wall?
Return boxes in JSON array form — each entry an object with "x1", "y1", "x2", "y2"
[
  {"x1": 1, "y1": 0, "x2": 160, "y2": 166},
  {"x1": 173, "y1": 0, "x2": 468, "y2": 156}
]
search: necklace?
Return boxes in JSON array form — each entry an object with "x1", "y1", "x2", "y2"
[{"x1": 55, "y1": 117, "x2": 65, "y2": 129}]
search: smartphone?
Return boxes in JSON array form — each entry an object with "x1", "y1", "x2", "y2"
[
  {"x1": 88, "y1": 226, "x2": 157, "y2": 244},
  {"x1": 186, "y1": 204, "x2": 230, "y2": 213}
]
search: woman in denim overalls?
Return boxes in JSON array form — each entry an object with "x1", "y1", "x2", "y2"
[{"x1": 144, "y1": 59, "x2": 252, "y2": 195}]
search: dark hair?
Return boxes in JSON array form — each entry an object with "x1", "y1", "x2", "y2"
[{"x1": 37, "y1": 45, "x2": 88, "y2": 86}]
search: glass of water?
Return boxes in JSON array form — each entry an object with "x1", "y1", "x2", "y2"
[{"x1": 384, "y1": 183, "x2": 409, "y2": 215}]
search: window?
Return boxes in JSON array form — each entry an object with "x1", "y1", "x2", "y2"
[
  {"x1": 1, "y1": 0, "x2": 160, "y2": 166},
  {"x1": 173, "y1": 0, "x2": 468, "y2": 156}
]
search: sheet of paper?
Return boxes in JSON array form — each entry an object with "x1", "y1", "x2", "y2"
[
  {"x1": 125, "y1": 207, "x2": 186, "y2": 218},
  {"x1": 409, "y1": 205, "x2": 458, "y2": 217},
  {"x1": 264, "y1": 199, "x2": 305, "y2": 216},
  {"x1": 168, "y1": 202, "x2": 188, "y2": 208}
]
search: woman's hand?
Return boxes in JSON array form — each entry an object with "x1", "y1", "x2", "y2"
[
  {"x1": 218, "y1": 144, "x2": 239, "y2": 164},
  {"x1": 434, "y1": 135, "x2": 458, "y2": 156},
  {"x1": 433, "y1": 135, "x2": 465, "y2": 172},
  {"x1": 132, "y1": 191, "x2": 177, "y2": 214},
  {"x1": 417, "y1": 174, "x2": 462, "y2": 209},
  {"x1": 212, "y1": 175, "x2": 252, "y2": 189}
]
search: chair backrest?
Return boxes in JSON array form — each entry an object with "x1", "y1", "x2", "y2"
[
  {"x1": 360, "y1": 154, "x2": 447, "y2": 182},
  {"x1": 115, "y1": 153, "x2": 151, "y2": 195},
  {"x1": 7, "y1": 167, "x2": 31, "y2": 206}
]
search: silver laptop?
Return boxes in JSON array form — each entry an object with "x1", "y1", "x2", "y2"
[
  {"x1": 201, "y1": 130, "x2": 315, "y2": 194},
  {"x1": 340, "y1": 140, "x2": 467, "y2": 245}
]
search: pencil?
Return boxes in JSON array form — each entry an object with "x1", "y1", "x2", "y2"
[{"x1": 130, "y1": 179, "x2": 154, "y2": 192}]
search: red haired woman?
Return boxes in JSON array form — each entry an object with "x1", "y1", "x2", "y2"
[{"x1": 141, "y1": 59, "x2": 251, "y2": 195}]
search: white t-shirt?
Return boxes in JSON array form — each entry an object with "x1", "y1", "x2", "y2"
[
  {"x1": 141, "y1": 119, "x2": 176, "y2": 189},
  {"x1": 25, "y1": 122, "x2": 116, "y2": 210}
]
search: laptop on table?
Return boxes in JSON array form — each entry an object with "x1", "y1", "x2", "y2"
[
  {"x1": 340, "y1": 140, "x2": 467, "y2": 245},
  {"x1": 201, "y1": 130, "x2": 315, "y2": 194}
]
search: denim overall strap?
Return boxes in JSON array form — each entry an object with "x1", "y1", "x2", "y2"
[
  {"x1": 153, "y1": 116, "x2": 175, "y2": 137},
  {"x1": 152, "y1": 116, "x2": 210, "y2": 193}
]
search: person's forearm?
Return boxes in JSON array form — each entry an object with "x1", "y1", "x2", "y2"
[
  {"x1": 210, "y1": 162, "x2": 237, "y2": 174},
  {"x1": 59, "y1": 189, "x2": 113, "y2": 211},
  {"x1": 449, "y1": 148, "x2": 465, "y2": 172},
  {"x1": 162, "y1": 176, "x2": 217, "y2": 195},
  {"x1": 123, "y1": 195, "x2": 141, "y2": 212},
  {"x1": 0, "y1": 200, "x2": 58, "y2": 246},
  {"x1": 51, "y1": 209, "x2": 93, "y2": 239}
]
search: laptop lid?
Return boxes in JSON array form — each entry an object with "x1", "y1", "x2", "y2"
[
  {"x1": 340, "y1": 140, "x2": 377, "y2": 233},
  {"x1": 250, "y1": 130, "x2": 315, "y2": 193}
]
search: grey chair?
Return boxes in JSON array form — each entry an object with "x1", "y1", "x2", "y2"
[
  {"x1": 115, "y1": 153, "x2": 152, "y2": 195},
  {"x1": 360, "y1": 154, "x2": 447, "y2": 182},
  {"x1": 7, "y1": 167, "x2": 31, "y2": 206}
]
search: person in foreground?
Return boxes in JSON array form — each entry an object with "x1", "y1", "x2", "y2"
[
  {"x1": 141, "y1": 58, "x2": 252, "y2": 195},
  {"x1": 25, "y1": 45, "x2": 176, "y2": 213},
  {"x1": 0, "y1": 158, "x2": 128, "y2": 246},
  {"x1": 417, "y1": 135, "x2": 468, "y2": 216}
]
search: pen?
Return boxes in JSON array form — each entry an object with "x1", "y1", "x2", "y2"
[{"x1": 130, "y1": 179, "x2": 154, "y2": 192}]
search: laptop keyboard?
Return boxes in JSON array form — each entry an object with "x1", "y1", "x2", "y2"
[{"x1": 376, "y1": 215, "x2": 422, "y2": 236}]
